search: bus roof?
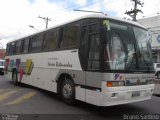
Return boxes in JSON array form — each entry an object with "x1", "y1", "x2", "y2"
[{"x1": 8, "y1": 13, "x2": 146, "y2": 43}]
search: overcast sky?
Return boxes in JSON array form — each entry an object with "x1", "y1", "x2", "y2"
[{"x1": 0, "y1": 0, "x2": 160, "y2": 48}]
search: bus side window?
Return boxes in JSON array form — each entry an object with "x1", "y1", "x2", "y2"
[
  {"x1": 9, "y1": 42, "x2": 15, "y2": 55},
  {"x1": 87, "y1": 22, "x2": 100, "y2": 70},
  {"x1": 59, "y1": 23, "x2": 79, "y2": 49},
  {"x1": 88, "y1": 34, "x2": 100, "y2": 70},
  {"x1": 15, "y1": 40, "x2": 21, "y2": 54},
  {"x1": 79, "y1": 26, "x2": 88, "y2": 70},
  {"x1": 6, "y1": 44, "x2": 10, "y2": 56},
  {"x1": 43, "y1": 29, "x2": 57, "y2": 51},
  {"x1": 22, "y1": 38, "x2": 30, "y2": 53},
  {"x1": 30, "y1": 33, "x2": 43, "y2": 52}
]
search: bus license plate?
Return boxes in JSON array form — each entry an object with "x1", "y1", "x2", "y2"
[{"x1": 132, "y1": 91, "x2": 140, "y2": 97}]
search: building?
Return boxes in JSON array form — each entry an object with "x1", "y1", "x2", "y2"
[
  {"x1": 0, "y1": 49, "x2": 5, "y2": 59},
  {"x1": 138, "y1": 15, "x2": 160, "y2": 63}
]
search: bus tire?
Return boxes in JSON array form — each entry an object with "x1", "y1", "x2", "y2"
[
  {"x1": 12, "y1": 71, "x2": 18, "y2": 85},
  {"x1": 61, "y1": 78, "x2": 75, "y2": 104}
]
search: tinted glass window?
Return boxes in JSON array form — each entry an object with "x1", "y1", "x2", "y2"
[
  {"x1": 104, "y1": 21, "x2": 135, "y2": 70},
  {"x1": 9, "y1": 42, "x2": 15, "y2": 55},
  {"x1": 89, "y1": 23, "x2": 98, "y2": 34},
  {"x1": 43, "y1": 29, "x2": 57, "y2": 50},
  {"x1": 22, "y1": 38, "x2": 30, "y2": 53},
  {"x1": 60, "y1": 23, "x2": 79, "y2": 48},
  {"x1": 133, "y1": 27, "x2": 153, "y2": 70},
  {"x1": 6, "y1": 44, "x2": 10, "y2": 55},
  {"x1": 15, "y1": 40, "x2": 21, "y2": 54},
  {"x1": 88, "y1": 34, "x2": 100, "y2": 70},
  {"x1": 79, "y1": 25, "x2": 88, "y2": 70},
  {"x1": 30, "y1": 33, "x2": 43, "y2": 52},
  {"x1": 87, "y1": 21, "x2": 100, "y2": 70}
]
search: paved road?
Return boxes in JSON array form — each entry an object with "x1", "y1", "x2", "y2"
[{"x1": 0, "y1": 75, "x2": 160, "y2": 120}]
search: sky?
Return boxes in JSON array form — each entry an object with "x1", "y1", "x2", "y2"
[{"x1": 0, "y1": 0, "x2": 160, "y2": 49}]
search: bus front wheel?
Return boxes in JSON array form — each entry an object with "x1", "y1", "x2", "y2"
[{"x1": 61, "y1": 78, "x2": 75, "y2": 104}]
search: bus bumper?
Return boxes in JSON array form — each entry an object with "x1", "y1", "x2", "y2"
[{"x1": 100, "y1": 82, "x2": 154, "y2": 106}]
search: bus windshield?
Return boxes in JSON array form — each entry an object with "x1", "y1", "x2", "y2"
[{"x1": 103, "y1": 20, "x2": 153, "y2": 72}]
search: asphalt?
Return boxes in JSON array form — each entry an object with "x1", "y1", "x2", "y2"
[{"x1": 0, "y1": 75, "x2": 160, "y2": 120}]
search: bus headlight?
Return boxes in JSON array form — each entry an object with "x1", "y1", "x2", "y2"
[{"x1": 106, "y1": 81, "x2": 125, "y2": 87}]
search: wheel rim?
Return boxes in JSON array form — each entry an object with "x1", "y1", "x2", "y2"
[{"x1": 63, "y1": 83, "x2": 72, "y2": 99}]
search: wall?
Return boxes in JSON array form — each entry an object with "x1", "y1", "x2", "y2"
[{"x1": 138, "y1": 15, "x2": 160, "y2": 63}]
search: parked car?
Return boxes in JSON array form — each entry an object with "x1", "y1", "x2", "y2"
[
  {"x1": 154, "y1": 63, "x2": 160, "y2": 79},
  {"x1": 0, "y1": 59, "x2": 4, "y2": 75}
]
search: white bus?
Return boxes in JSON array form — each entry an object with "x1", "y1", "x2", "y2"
[{"x1": 4, "y1": 14, "x2": 154, "y2": 106}]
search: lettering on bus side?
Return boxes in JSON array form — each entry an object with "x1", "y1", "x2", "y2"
[
  {"x1": 48, "y1": 57, "x2": 72, "y2": 68},
  {"x1": 48, "y1": 61, "x2": 72, "y2": 68}
]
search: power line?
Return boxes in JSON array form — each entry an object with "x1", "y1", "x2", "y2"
[
  {"x1": 72, "y1": 0, "x2": 120, "y2": 17},
  {"x1": 74, "y1": 0, "x2": 105, "y2": 9},
  {"x1": 47, "y1": 0, "x2": 120, "y2": 19},
  {"x1": 76, "y1": 0, "x2": 120, "y2": 9},
  {"x1": 73, "y1": 9, "x2": 105, "y2": 14},
  {"x1": 42, "y1": 0, "x2": 104, "y2": 16},
  {"x1": 1, "y1": 0, "x2": 121, "y2": 33}
]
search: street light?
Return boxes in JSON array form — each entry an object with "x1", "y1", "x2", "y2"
[{"x1": 29, "y1": 25, "x2": 39, "y2": 32}]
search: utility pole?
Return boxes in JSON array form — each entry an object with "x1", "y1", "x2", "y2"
[
  {"x1": 38, "y1": 16, "x2": 51, "y2": 29},
  {"x1": 125, "y1": 0, "x2": 144, "y2": 21}
]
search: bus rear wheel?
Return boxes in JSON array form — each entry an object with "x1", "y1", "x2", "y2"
[
  {"x1": 12, "y1": 71, "x2": 18, "y2": 85},
  {"x1": 61, "y1": 78, "x2": 75, "y2": 104}
]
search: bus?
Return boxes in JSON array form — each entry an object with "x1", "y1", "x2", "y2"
[{"x1": 4, "y1": 14, "x2": 155, "y2": 106}]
